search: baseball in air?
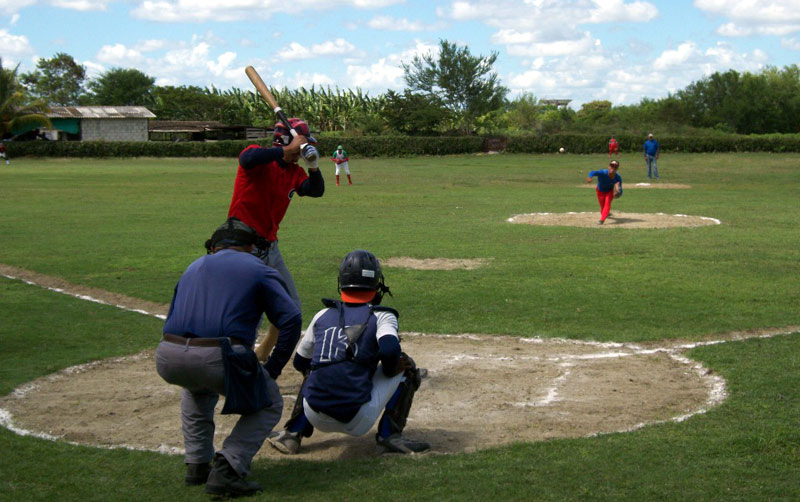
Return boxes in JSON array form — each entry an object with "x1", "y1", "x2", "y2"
[{"x1": 559, "y1": 147, "x2": 565, "y2": 153}]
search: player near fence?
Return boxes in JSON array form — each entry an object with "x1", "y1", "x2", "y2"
[
  {"x1": 331, "y1": 144, "x2": 352, "y2": 186},
  {"x1": 0, "y1": 141, "x2": 9, "y2": 165},
  {"x1": 608, "y1": 136, "x2": 619, "y2": 159},
  {"x1": 268, "y1": 249, "x2": 430, "y2": 455},
  {"x1": 586, "y1": 160, "x2": 623, "y2": 225},
  {"x1": 155, "y1": 219, "x2": 302, "y2": 497}
]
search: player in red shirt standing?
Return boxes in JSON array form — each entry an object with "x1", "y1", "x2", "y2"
[
  {"x1": 225, "y1": 118, "x2": 324, "y2": 359},
  {"x1": 608, "y1": 136, "x2": 619, "y2": 159},
  {"x1": 0, "y1": 142, "x2": 9, "y2": 165}
]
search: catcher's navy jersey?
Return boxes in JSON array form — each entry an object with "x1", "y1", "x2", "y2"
[{"x1": 298, "y1": 302, "x2": 399, "y2": 421}]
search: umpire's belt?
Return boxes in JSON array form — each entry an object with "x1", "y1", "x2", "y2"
[{"x1": 162, "y1": 333, "x2": 250, "y2": 347}]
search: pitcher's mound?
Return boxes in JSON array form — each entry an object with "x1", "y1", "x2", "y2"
[{"x1": 508, "y1": 212, "x2": 721, "y2": 228}]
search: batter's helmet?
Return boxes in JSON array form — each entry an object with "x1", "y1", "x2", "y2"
[
  {"x1": 338, "y1": 250, "x2": 391, "y2": 304},
  {"x1": 272, "y1": 118, "x2": 316, "y2": 146},
  {"x1": 204, "y1": 217, "x2": 259, "y2": 253}
]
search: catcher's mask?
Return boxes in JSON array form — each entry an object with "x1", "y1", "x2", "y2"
[
  {"x1": 609, "y1": 160, "x2": 620, "y2": 169},
  {"x1": 338, "y1": 249, "x2": 391, "y2": 304},
  {"x1": 272, "y1": 118, "x2": 317, "y2": 146},
  {"x1": 204, "y1": 217, "x2": 258, "y2": 253}
]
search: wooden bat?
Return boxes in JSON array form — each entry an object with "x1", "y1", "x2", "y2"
[{"x1": 245, "y1": 65, "x2": 317, "y2": 161}]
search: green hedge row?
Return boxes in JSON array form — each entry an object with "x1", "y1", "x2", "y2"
[{"x1": 6, "y1": 133, "x2": 800, "y2": 158}]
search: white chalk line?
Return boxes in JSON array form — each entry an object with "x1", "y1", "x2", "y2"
[
  {"x1": 507, "y1": 212, "x2": 722, "y2": 225},
  {"x1": 0, "y1": 272, "x2": 167, "y2": 320},
  {"x1": 0, "y1": 269, "x2": 796, "y2": 455}
]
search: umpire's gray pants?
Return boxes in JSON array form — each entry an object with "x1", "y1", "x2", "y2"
[
  {"x1": 253, "y1": 241, "x2": 302, "y2": 310},
  {"x1": 155, "y1": 340, "x2": 283, "y2": 477}
]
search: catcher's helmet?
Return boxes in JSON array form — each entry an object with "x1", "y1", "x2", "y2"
[
  {"x1": 338, "y1": 250, "x2": 391, "y2": 304},
  {"x1": 272, "y1": 118, "x2": 316, "y2": 146},
  {"x1": 609, "y1": 160, "x2": 620, "y2": 168},
  {"x1": 204, "y1": 217, "x2": 258, "y2": 253}
]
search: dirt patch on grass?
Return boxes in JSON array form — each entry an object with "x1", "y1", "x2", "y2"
[
  {"x1": 6, "y1": 265, "x2": 791, "y2": 463},
  {"x1": 0, "y1": 331, "x2": 727, "y2": 461},
  {"x1": 508, "y1": 212, "x2": 721, "y2": 229},
  {"x1": 382, "y1": 257, "x2": 489, "y2": 270},
  {"x1": 579, "y1": 183, "x2": 691, "y2": 189}
]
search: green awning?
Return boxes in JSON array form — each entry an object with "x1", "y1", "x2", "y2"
[
  {"x1": 51, "y1": 118, "x2": 80, "y2": 134},
  {"x1": 10, "y1": 117, "x2": 80, "y2": 135}
]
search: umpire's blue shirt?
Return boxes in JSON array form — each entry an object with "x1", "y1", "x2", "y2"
[{"x1": 163, "y1": 249, "x2": 301, "y2": 347}]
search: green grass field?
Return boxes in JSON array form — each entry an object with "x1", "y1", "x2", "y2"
[{"x1": 1, "y1": 153, "x2": 798, "y2": 501}]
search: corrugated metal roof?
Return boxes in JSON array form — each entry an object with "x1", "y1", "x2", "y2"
[{"x1": 47, "y1": 106, "x2": 156, "y2": 119}]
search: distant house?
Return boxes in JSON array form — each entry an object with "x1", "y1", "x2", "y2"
[
  {"x1": 41, "y1": 106, "x2": 156, "y2": 141},
  {"x1": 148, "y1": 121, "x2": 269, "y2": 142}
]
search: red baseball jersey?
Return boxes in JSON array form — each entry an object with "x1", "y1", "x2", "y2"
[{"x1": 228, "y1": 145, "x2": 309, "y2": 241}]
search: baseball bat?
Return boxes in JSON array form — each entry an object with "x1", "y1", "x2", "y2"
[{"x1": 245, "y1": 65, "x2": 317, "y2": 162}]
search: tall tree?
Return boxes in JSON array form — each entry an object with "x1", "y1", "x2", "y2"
[
  {"x1": 87, "y1": 68, "x2": 155, "y2": 106},
  {"x1": 20, "y1": 53, "x2": 87, "y2": 106},
  {"x1": 380, "y1": 90, "x2": 450, "y2": 135},
  {"x1": 1, "y1": 59, "x2": 52, "y2": 138},
  {"x1": 402, "y1": 39, "x2": 507, "y2": 134}
]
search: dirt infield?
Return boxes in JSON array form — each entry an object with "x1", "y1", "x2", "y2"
[
  {"x1": 508, "y1": 212, "x2": 721, "y2": 229},
  {"x1": 383, "y1": 257, "x2": 489, "y2": 270},
  {"x1": 3, "y1": 265, "x2": 792, "y2": 462}
]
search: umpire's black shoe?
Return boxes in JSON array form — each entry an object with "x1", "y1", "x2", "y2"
[
  {"x1": 376, "y1": 433, "x2": 431, "y2": 454},
  {"x1": 184, "y1": 462, "x2": 211, "y2": 486},
  {"x1": 205, "y1": 455, "x2": 263, "y2": 498}
]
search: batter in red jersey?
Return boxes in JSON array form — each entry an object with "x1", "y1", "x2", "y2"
[{"x1": 225, "y1": 118, "x2": 325, "y2": 356}]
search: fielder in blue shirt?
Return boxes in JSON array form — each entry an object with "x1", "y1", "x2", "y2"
[
  {"x1": 586, "y1": 160, "x2": 622, "y2": 225},
  {"x1": 643, "y1": 132, "x2": 660, "y2": 179}
]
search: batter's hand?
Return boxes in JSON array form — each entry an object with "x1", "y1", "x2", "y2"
[{"x1": 282, "y1": 135, "x2": 307, "y2": 163}]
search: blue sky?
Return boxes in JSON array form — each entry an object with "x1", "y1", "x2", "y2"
[{"x1": 2, "y1": 0, "x2": 799, "y2": 108}]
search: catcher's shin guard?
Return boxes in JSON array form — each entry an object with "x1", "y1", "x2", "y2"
[
  {"x1": 378, "y1": 354, "x2": 422, "y2": 436},
  {"x1": 336, "y1": 174, "x2": 340, "y2": 185},
  {"x1": 285, "y1": 373, "x2": 314, "y2": 438}
]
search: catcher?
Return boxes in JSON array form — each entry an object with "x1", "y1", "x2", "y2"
[
  {"x1": 586, "y1": 159, "x2": 622, "y2": 225},
  {"x1": 331, "y1": 144, "x2": 352, "y2": 186},
  {"x1": 268, "y1": 250, "x2": 430, "y2": 455}
]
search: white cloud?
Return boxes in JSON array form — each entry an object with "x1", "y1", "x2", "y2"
[
  {"x1": 49, "y1": 0, "x2": 109, "y2": 10},
  {"x1": 131, "y1": 0, "x2": 403, "y2": 22},
  {"x1": 96, "y1": 43, "x2": 144, "y2": 65},
  {"x1": 277, "y1": 38, "x2": 360, "y2": 61},
  {"x1": 0, "y1": 0, "x2": 37, "y2": 14},
  {"x1": 653, "y1": 41, "x2": 698, "y2": 70},
  {"x1": 0, "y1": 29, "x2": 34, "y2": 63},
  {"x1": 346, "y1": 40, "x2": 438, "y2": 92},
  {"x1": 782, "y1": 37, "x2": 800, "y2": 51},
  {"x1": 504, "y1": 32, "x2": 599, "y2": 57},
  {"x1": 10, "y1": 13, "x2": 20, "y2": 24},
  {"x1": 367, "y1": 15, "x2": 442, "y2": 31},
  {"x1": 207, "y1": 51, "x2": 236, "y2": 76},
  {"x1": 695, "y1": 0, "x2": 800, "y2": 37}
]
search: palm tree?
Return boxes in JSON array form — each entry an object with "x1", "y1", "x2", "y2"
[{"x1": 1, "y1": 58, "x2": 51, "y2": 138}]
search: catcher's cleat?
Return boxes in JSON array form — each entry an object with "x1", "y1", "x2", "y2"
[
  {"x1": 376, "y1": 433, "x2": 430, "y2": 454},
  {"x1": 268, "y1": 430, "x2": 301, "y2": 454}
]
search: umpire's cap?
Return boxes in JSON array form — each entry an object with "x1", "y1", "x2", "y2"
[{"x1": 204, "y1": 217, "x2": 258, "y2": 253}]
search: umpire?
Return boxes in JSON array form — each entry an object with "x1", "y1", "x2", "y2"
[{"x1": 156, "y1": 218, "x2": 302, "y2": 497}]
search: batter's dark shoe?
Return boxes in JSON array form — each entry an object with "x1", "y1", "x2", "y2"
[
  {"x1": 598, "y1": 220, "x2": 604, "y2": 225},
  {"x1": 268, "y1": 430, "x2": 301, "y2": 454},
  {"x1": 205, "y1": 455, "x2": 263, "y2": 498},
  {"x1": 184, "y1": 462, "x2": 211, "y2": 486},
  {"x1": 376, "y1": 433, "x2": 430, "y2": 454}
]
